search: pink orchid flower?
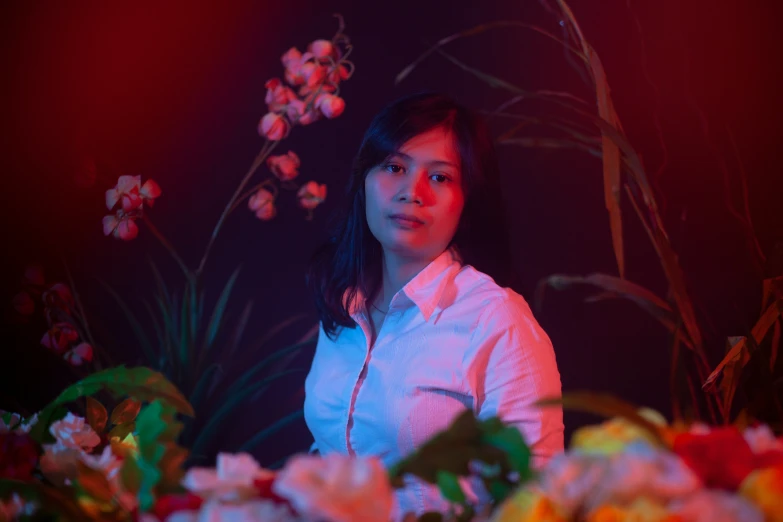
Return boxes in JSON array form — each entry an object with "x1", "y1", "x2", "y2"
[
  {"x1": 308, "y1": 39, "x2": 335, "y2": 61},
  {"x1": 267, "y1": 152, "x2": 300, "y2": 182},
  {"x1": 12, "y1": 292, "x2": 34, "y2": 315},
  {"x1": 297, "y1": 182, "x2": 327, "y2": 210},
  {"x1": 285, "y1": 99, "x2": 320, "y2": 126},
  {"x1": 258, "y1": 113, "x2": 290, "y2": 141},
  {"x1": 41, "y1": 322, "x2": 79, "y2": 354},
  {"x1": 42, "y1": 283, "x2": 74, "y2": 310},
  {"x1": 264, "y1": 78, "x2": 296, "y2": 113},
  {"x1": 282, "y1": 48, "x2": 313, "y2": 87},
  {"x1": 248, "y1": 188, "x2": 276, "y2": 221},
  {"x1": 64, "y1": 342, "x2": 93, "y2": 366},
  {"x1": 106, "y1": 175, "x2": 161, "y2": 211},
  {"x1": 316, "y1": 94, "x2": 345, "y2": 119},
  {"x1": 299, "y1": 62, "x2": 327, "y2": 89},
  {"x1": 103, "y1": 213, "x2": 139, "y2": 241}
]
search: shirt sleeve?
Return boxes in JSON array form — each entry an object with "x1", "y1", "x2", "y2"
[{"x1": 466, "y1": 297, "x2": 565, "y2": 469}]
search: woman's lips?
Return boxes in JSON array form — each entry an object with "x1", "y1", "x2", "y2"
[{"x1": 389, "y1": 214, "x2": 424, "y2": 229}]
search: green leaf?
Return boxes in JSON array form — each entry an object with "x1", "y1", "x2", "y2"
[
  {"x1": 480, "y1": 424, "x2": 531, "y2": 479},
  {"x1": 436, "y1": 470, "x2": 466, "y2": 504},
  {"x1": 98, "y1": 278, "x2": 157, "y2": 367},
  {"x1": 238, "y1": 410, "x2": 304, "y2": 453},
  {"x1": 110, "y1": 398, "x2": 142, "y2": 425},
  {"x1": 29, "y1": 366, "x2": 193, "y2": 444},
  {"x1": 202, "y1": 268, "x2": 241, "y2": 357},
  {"x1": 126, "y1": 400, "x2": 187, "y2": 511},
  {"x1": 86, "y1": 397, "x2": 108, "y2": 434}
]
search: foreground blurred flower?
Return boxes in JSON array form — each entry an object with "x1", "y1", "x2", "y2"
[
  {"x1": 0, "y1": 412, "x2": 38, "y2": 434},
  {"x1": 585, "y1": 497, "x2": 674, "y2": 522},
  {"x1": 103, "y1": 211, "x2": 139, "y2": 241},
  {"x1": 248, "y1": 188, "x2": 277, "y2": 221},
  {"x1": 489, "y1": 489, "x2": 567, "y2": 522},
  {"x1": 268, "y1": 151, "x2": 301, "y2": 182},
  {"x1": 570, "y1": 408, "x2": 667, "y2": 455},
  {"x1": 106, "y1": 175, "x2": 161, "y2": 211},
  {"x1": 0, "y1": 432, "x2": 39, "y2": 480},
  {"x1": 297, "y1": 181, "x2": 327, "y2": 210},
  {"x1": 272, "y1": 453, "x2": 393, "y2": 522},
  {"x1": 259, "y1": 112, "x2": 291, "y2": 141},
  {"x1": 183, "y1": 452, "x2": 275, "y2": 502},
  {"x1": 50, "y1": 412, "x2": 100, "y2": 451},
  {"x1": 670, "y1": 489, "x2": 763, "y2": 522},
  {"x1": 0, "y1": 493, "x2": 37, "y2": 520},
  {"x1": 286, "y1": 99, "x2": 320, "y2": 126},
  {"x1": 740, "y1": 465, "x2": 783, "y2": 521},
  {"x1": 672, "y1": 426, "x2": 756, "y2": 490}
]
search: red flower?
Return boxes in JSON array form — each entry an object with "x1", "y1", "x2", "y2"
[
  {"x1": 151, "y1": 492, "x2": 203, "y2": 520},
  {"x1": 253, "y1": 475, "x2": 290, "y2": 506},
  {"x1": 673, "y1": 427, "x2": 756, "y2": 490},
  {"x1": 0, "y1": 432, "x2": 40, "y2": 480}
]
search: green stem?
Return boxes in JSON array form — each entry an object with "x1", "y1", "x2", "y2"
[
  {"x1": 196, "y1": 139, "x2": 278, "y2": 277},
  {"x1": 142, "y1": 215, "x2": 191, "y2": 278}
]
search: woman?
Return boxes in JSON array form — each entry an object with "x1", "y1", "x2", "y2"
[{"x1": 304, "y1": 92, "x2": 563, "y2": 518}]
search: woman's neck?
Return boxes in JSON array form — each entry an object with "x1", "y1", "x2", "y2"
[{"x1": 373, "y1": 250, "x2": 436, "y2": 311}]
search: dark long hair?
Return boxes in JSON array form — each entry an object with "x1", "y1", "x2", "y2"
[{"x1": 306, "y1": 92, "x2": 517, "y2": 339}]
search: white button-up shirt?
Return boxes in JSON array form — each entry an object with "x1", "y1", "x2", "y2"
[{"x1": 303, "y1": 247, "x2": 564, "y2": 518}]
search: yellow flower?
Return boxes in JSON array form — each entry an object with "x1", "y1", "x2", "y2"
[
  {"x1": 572, "y1": 409, "x2": 667, "y2": 455},
  {"x1": 740, "y1": 465, "x2": 783, "y2": 522},
  {"x1": 110, "y1": 432, "x2": 138, "y2": 458},
  {"x1": 490, "y1": 488, "x2": 567, "y2": 522},
  {"x1": 586, "y1": 497, "x2": 682, "y2": 522}
]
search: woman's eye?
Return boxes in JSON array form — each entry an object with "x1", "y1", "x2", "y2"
[
  {"x1": 430, "y1": 173, "x2": 450, "y2": 183},
  {"x1": 385, "y1": 164, "x2": 404, "y2": 174}
]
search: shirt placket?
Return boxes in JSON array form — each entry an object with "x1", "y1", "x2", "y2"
[{"x1": 344, "y1": 305, "x2": 396, "y2": 456}]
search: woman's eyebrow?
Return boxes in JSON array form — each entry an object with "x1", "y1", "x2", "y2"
[{"x1": 392, "y1": 151, "x2": 458, "y2": 169}]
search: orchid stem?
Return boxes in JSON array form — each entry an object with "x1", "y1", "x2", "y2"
[
  {"x1": 142, "y1": 215, "x2": 191, "y2": 278},
  {"x1": 196, "y1": 139, "x2": 278, "y2": 277}
]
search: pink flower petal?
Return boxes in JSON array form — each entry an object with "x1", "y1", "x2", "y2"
[
  {"x1": 121, "y1": 192, "x2": 143, "y2": 212},
  {"x1": 141, "y1": 179, "x2": 162, "y2": 200},
  {"x1": 116, "y1": 218, "x2": 139, "y2": 241},
  {"x1": 103, "y1": 215, "x2": 119, "y2": 236},
  {"x1": 258, "y1": 113, "x2": 290, "y2": 141},
  {"x1": 308, "y1": 39, "x2": 334, "y2": 60},
  {"x1": 106, "y1": 188, "x2": 120, "y2": 210},
  {"x1": 65, "y1": 342, "x2": 93, "y2": 366},
  {"x1": 116, "y1": 175, "x2": 141, "y2": 194}
]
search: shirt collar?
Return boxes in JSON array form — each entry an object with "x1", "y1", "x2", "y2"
[{"x1": 346, "y1": 246, "x2": 463, "y2": 322}]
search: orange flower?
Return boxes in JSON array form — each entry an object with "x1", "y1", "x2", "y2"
[
  {"x1": 490, "y1": 489, "x2": 567, "y2": 522},
  {"x1": 740, "y1": 465, "x2": 783, "y2": 521},
  {"x1": 587, "y1": 498, "x2": 682, "y2": 522}
]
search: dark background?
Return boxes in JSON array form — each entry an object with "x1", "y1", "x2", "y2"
[{"x1": 1, "y1": 0, "x2": 781, "y2": 466}]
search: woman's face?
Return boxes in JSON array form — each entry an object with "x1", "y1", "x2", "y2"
[{"x1": 364, "y1": 127, "x2": 465, "y2": 260}]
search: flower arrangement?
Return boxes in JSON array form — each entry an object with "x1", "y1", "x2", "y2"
[{"x1": 4, "y1": 379, "x2": 783, "y2": 521}]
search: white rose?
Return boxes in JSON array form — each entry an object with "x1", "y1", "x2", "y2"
[
  {"x1": 273, "y1": 453, "x2": 393, "y2": 522},
  {"x1": 182, "y1": 452, "x2": 274, "y2": 501},
  {"x1": 49, "y1": 412, "x2": 100, "y2": 451}
]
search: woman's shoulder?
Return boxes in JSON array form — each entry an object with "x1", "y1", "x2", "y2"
[{"x1": 450, "y1": 265, "x2": 538, "y2": 328}]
